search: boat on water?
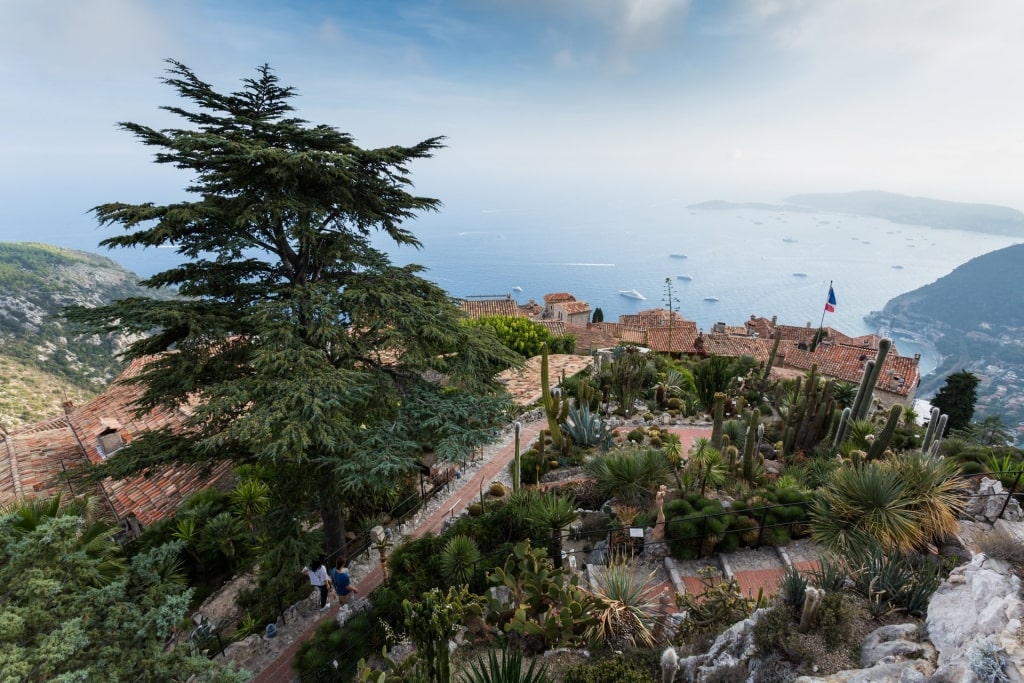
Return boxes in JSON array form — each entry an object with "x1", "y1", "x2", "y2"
[
  {"x1": 891, "y1": 265, "x2": 904, "y2": 269},
  {"x1": 677, "y1": 274, "x2": 693, "y2": 281},
  {"x1": 618, "y1": 289, "x2": 646, "y2": 300},
  {"x1": 669, "y1": 253, "x2": 687, "y2": 259},
  {"x1": 792, "y1": 272, "x2": 807, "y2": 277},
  {"x1": 512, "y1": 285, "x2": 523, "y2": 292},
  {"x1": 704, "y1": 296, "x2": 720, "y2": 302},
  {"x1": 782, "y1": 237, "x2": 798, "y2": 243}
]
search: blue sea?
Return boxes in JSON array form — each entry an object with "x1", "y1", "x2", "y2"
[{"x1": 15, "y1": 201, "x2": 1020, "y2": 379}]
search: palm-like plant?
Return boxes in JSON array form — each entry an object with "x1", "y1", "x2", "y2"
[
  {"x1": 230, "y1": 477, "x2": 270, "y2": 531},
  {"x1": 587, "y1": 449, "x2": 672, "y2": 506},
  {"x1": 844, "y1": 420, "x2": 877, "y2": 451},
  {"x1": 890, "y1": 453, "x2": 967, "y2": 544},
  {"x1": 685, "y1": 438, "x2": 727, "y2": 495},
  {"x1": 832, "y1": 381, "x2": 857, "y2": 409},
  {"x1": 525, "y1": 493, "x2": 578, "y2": 569},
  {"x1": 811, "y1": 462, "x2": 919, "y2": 555},
  {"x1": 582, "y1": 561, "x2": 661, "y2": 649},
  {"x1": 811, "y1": 453, "x2": 967, "y2": 555},
  {"x1": 2, "y1": 494, "x2": 125, "y2": 585},
  {"x1": 460, "y1": 647, "x2": 550, "y2": 683},
  {"x1": 440, "y1": 534, "x2": 482, "y2": 587}
]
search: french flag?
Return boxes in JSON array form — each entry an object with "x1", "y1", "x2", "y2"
[{"x1": 824, "y1": 286, "x2": 837, "y2": 313}]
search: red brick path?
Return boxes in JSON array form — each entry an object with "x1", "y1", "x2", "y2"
[{"x1": 252, "y1": 423, "x2": 543, "y2": 683}]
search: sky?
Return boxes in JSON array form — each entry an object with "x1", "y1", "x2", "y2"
[{"x1": 2, "y1": 0, "x2": 1024, "y2": 258}]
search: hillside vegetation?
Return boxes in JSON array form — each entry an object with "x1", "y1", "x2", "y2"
[{"x1": 0, "y1": 242, "x2": 171, "y2": 430}]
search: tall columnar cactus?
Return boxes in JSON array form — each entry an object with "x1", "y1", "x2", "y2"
[
  {"x1": 921, "y1": 407, "x2": 941, "y2": 452},
  {"x1": 512, "y1": 422, "x2": 522, "y2": 492},
  {"x1": 833, "y1": 406, "x2": 853, "y2": 449},
  {"x1": 743, "y1": 410, "x2": 760, "y2": 482},
  {"x1": 929, "y1": 414, "x2": 948, "y2": 455},
  {"x1": 849, "y1": 360, "x2": 875, "y2": 424},
  {"x1": 783, "y1": 364, "x2": 837, "y2": 455},
  {"x1": 541, "y1": 343, "x2": 568, "y2": 453},
  {"x1": 853, "y1": 338, "x2": 892, "y2": 421},
  {"x1": 867, "y1": 404, "x2": 903, "y2": 460},
  {"x1": 763, "y1": 328, "x2": 782, "y2": 381},
  {"x1": 711, "y1": 392, "x2": 726, "y2": 449}
]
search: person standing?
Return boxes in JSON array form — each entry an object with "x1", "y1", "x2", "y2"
[
  {"x1": 330, "y1": 556, "x2": 358, "y2": 604},
  {"x1": 303, "y1": 558, "x2": 331, "y2": 612}
]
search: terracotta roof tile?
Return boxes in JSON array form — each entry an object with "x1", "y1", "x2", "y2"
[
  {"x1": 778, "y1": 344, "x2": 920, "y2": 397},
  {"x1": 459, "y1": 298, "x2": 526, "y2": 318},
  {"x1": 543, "y1": 292, "x2": 576, "y2": 304},
  {"x1": 559, "y1": 301, "x2": 591, "y2": 315}
]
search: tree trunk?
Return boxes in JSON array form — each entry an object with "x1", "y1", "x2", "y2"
[{"x1": 320, "y1": 495, "x2": 347, "y2": 561}]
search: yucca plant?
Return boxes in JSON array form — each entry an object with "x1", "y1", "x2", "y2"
[
  {"x1": 440, "y1": 534, "x2": 482, "y2": 587},
  {"x1": 582, "y1": 562, "x2": 661, "y2": 649},
  {"x1": 587, "y1": 448, "x2": 672, "y2": 506},
  {"x1": 685, "y1": 438, "x2": 728, "y2": 495},
  {"x1": 524, "y1": 493, "x2": 578, "y2": 569},
  {"x1": 460, "y1": 647, "x2": 550, "y2": 683}
]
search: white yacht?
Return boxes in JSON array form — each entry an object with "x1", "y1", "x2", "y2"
[{"x1": 618, "y1": 289, "x2": 646, "y2": 300}]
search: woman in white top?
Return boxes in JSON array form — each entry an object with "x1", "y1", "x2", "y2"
[{"x1": 303, "y1": 558, "x2": 331, "y2": 611}]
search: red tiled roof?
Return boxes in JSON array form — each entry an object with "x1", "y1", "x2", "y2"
[
  {"x1": 779, "y1": 344, "x2": 920, "y2": 397},
  {"x1": 618, "y1": 308, "x2": 687, "y2": 327},
  {"x1": 538, "y1": 321, "x2": 569, "y2": 338},
  {"x1": 558, "y1": 301, "x2": 591, "y2": 315},
  {"x1": 699, "y1": 335, "x2": 774, "y2": 362},
  {"x1": 2, "y1": 357, "x2": 231, "y2": 527},
  {"x1": 567, "y1": 323, "x2": 622, "y2": 352},
  {"x1": 645, "y1": 322, "x2": 700, "y2": 353},
  {"x1": 543, "y1": 292, "x2": 576, "y2": 304},
  {"x1": 460, "y1": 298, "x2": 526, "y2": 318}
]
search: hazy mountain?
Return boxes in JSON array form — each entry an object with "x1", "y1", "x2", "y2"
[
  {"x1": 0, "y1": 243, "x2": 169, "y2": 429},
  {"x1": 785, "y1": 191, "x2": 1024, "y2": 236},
  {"x1": 692, "y1": 191, "x2": 1024, "y2": 237},
  {"x1": 867, "y1": 243, "x2": 1024, "y2": 440},
  {"x1": 872, "y1": 243, "x2": 1024, "y2": 330}
]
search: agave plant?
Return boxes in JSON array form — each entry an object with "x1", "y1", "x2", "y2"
[
  {"x1": 685, "y1": 438, "x2": 728, "y2": 495},
  {"x1": 561, "y1": 403, "x2": 614, "y2": 449},
  {"x1": 582, "y1": 561, "x2": 661, "y2": 649},
  {"x1": 460, "y1": 647, "x2": 550, "y2": 683}
]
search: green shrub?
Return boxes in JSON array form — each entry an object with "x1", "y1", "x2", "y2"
[
  {"x1": 779, "y1": 567, "x2": 807, "y2": 609},
  {"x1": 627, "y1": 428, "x2": 646, "y2": 443},
  {"x1": 295, "y1": 612, "x2": 377, "y2": 681},
  {"x1": 752, "y1": 603, "x2": 794, "y2": 656},
  {"x1": 819, "y1": 592, "x2": 854, "y2": 649},
  {"x1": 563, "y1": 653, "x2": 652, "y2": 683}
]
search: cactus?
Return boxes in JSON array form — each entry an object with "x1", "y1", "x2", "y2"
[
  {"x1": 512, "y1": 422, "x2": 522, "y2": 492},
  {"x1": 921, "y1": 406, "x2": 941, "y2": 452},
  {"x1": 798, "y1": 586, "x2": 825, "y2": 634},
  {"x1": 743, "y1": 410, "x2": 760, "y2": 482},
  {"x1": 930, "y1": 414, "x2": 948, "y2": 455},
  {"x1": 763, "y1": 328, "x2": 782, "y2": 381},
  {"x1": 782, "y1": 364, "x2": 837, "y2": 455},
  {"x1": 833, "y1": 407, "x2": 853, "y2": 449},
  {"x1": 852, "y1": 338, "x2": 892, "y2": 421},
  {"x1": 867, "y1": 404, "x2": 903, "y2": 460},
  {"x1": 540, "y1": 343, "x2": 568, "y2": 453},
  {"x1": 711, "y1": 392, "x2": 726, "y2": 449}
]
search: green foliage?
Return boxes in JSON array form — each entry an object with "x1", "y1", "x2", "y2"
[
  {"x1": 404, "y1": 586, "x2": 481, "y2": 683},
  {"x1": 810, "y1": 454, "x2": 967, "y2": 555},
  {"x1": 460, "y1": 647, "x2": 551, "y2": 683},
  {"x1": 931, "y1": 370, "x2": 980, "y2": 435},
  {"x1": 66, "y1": 61, "x2": 520, "y2": 566},
  {"x1": 591, "y1": 307, "x2": 604, "y2": 323},
  {"x1": 779, "y1": 567, "x2": 807, "y2": 609},
  {"x1": 694, "y1": 356, "x2": 733, "y2": 410},
  {"x1": 674, "y1": 567, "x2": 761, "y2": 635},
  {"x1": 468, "y1": 315, "x2": 558, "y2": 359},
  {"x1": 0, "y1": 501, "x2": 247, "y2": 682},
  {"x1": 586, "y1": 448, "x2": 672, "y2": 507},
  {"x1": 561, "y1": 403, "x2": 613, "y2": 449},
  {"x1": 486, "y1": 540, "x2": 601, "y2": 654},
  {"x1": 601, "y1": 346, "x2": 657, "y2": 417},
  {"x1": 563, "y1": 653, "x2": 653, "y2": 683},
  {"x1": 842, "y1": 544, "x2": 945, "y2": 616},
  {"x1": 441, "y1": 535, "x2": 482, "y2": 587},
  {"x1": 752, "y1": 603, "x2": 795, "y2": 656},
  {"x1": 582, "y1": 562, "x2": 660, "y2": 649},
  {"x1": 296, "y1": 614, "x2": 373, "y2": 682}
]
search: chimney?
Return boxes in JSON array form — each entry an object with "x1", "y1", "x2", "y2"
[
  {"x1": 63, "y1": 400, "x2": 74, "y2": 415},
  {"x1": 771, "y1": 316, "x2": 777, "y2": 325}
]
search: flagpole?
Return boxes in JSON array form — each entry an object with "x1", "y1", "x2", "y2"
[
  {"x1": 812, "y1": 280, "x2": 832, "y2": 352},
  {"x1": 818, "y1": 280, "x2": 832, "y2": 331}
]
